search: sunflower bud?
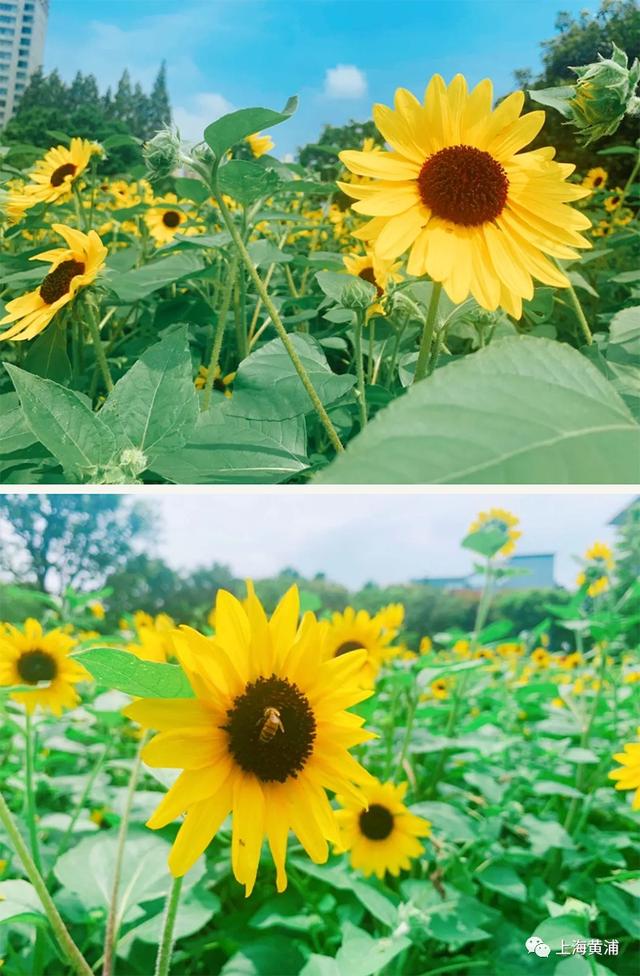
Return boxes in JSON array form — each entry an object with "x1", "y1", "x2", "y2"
[
  {"x1": 569, "y1": 44, "x2": 640, "y2": 144},
  {"x1": 341, "y1": 277, "x2": 377, "y2": 310},
  {"x1": 143, "y1": 125, "x2": 183, "y2": 181}
]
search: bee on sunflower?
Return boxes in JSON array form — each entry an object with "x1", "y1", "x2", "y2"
[
  {"x1": 0, "y1": 619, "x2": 89, "y2": 715},
  {"x1": 335, "y1": 778, "x2": 430, "y2": 879},
  {"x1": 339, "y1": 74, "x2": 591, "y2": 318},
  {"x1": 5, "y1": 139, "x2": 102, "y2": 216},
  {"x1": 123, "y1": 585, "x2": 374, "y2": 895},
  {"x1": 0, "y1": 224, "x2": 107, "y2": 342}
]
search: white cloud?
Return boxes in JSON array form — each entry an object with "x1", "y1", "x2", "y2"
[
  {"x1": 323, "y1": 64, "x2": 367, "y2": 100},
  {"x1": 173, "y1": 92, "x2": 234, "y2": 143}
]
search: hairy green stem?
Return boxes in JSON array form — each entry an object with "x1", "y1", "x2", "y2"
[
  {"x1": 102, "y1": 735, "x2": 147, "y2": 976},
  {"x1": 555, "y1": 259, "x2": 593, "y2": 346},
  {"x1": 85, "y1": 301, "x2": 114, "y2": 393},
  {"x1": 353, "y1": 312, "x2": 368, "y2": 430},
  {"x1": 213, "y1": 189, "x2": 344, "y2": 454},
  {"x1": 616, "y1": 149, "x2": 640, "y2": 215},
  {"x1": 414, "y1": 282, "x2": 442, "y2": 383},
  {"x1": 0, "y1": 790, "x2": 93, "y2": 976},
  {"x1": 24, "y1": 712, "x2": 42, "y2": 874},
  {"x1": 154, "y1": 875, "x2": 184, "y2": 976},
  {"x1": 202, "y1": 255, "x2": 238, "y2": 412}
]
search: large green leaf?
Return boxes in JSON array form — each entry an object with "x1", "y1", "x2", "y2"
[
  {"x1": 4, "y1": 364, "x2": 116, "y2": 480},
  {"x1": 218, "y1": 160, "x2": 281, "y2": 206},
  {"x1": 99, "y1": 327, "x2": 198, "y2": 464},
  {"x1": 107, "y1": 252, "x2": 206, "y2": 303},
  {"x1": 23, "y1": 320, "x2": 72, "y2": 383},
  {"x1": 150, "y1": 408, "x2": 308, "y2": 484},
  {"x1": 0, "y1": 392, "x2": 37, "y2": 455},
  {"x1": 229, "y1": 333, "x2": 355, "y2": 421},
  {"x1": 204, "y1": 98, "x2": 297, "y2": 159},
  {"x1": 315, "y1": 337, "x2": 640, "y2": 484},
  {"x1": 76, "y1": 646, "x2": 194, "y2": 698}
]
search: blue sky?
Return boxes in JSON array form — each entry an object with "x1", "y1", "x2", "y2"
[
  {"x1": 45, "y1": 0, "x2": 599, "y2": 156},
  {"x1": 152, "y1": 492, "x2": 634, "y2": 589}
]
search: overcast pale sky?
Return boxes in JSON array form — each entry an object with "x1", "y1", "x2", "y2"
[
  {"x1": 45, "y1": 0, "x2": 599, "y2": 156},
  {"x1": 147, "y1": 491, "x2": 635, "y2": 590}
]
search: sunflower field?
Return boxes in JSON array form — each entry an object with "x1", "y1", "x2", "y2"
[
  {"x1": 0, "y1": 507, "x2": 639, "y2": 976},
  {"x1": 1, "y1": 54, "x2": 640, "y2": 485}
]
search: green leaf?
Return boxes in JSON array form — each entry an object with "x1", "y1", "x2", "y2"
[
  {"x1": 410, "y1": 802, "x2": 477, "y2": 843},
  {"x1": 527, "y1": 85, "x2": 575, "y2": 117},
  {"x1": 477, "y1": 863, "x2": 526, "y2": 902},
  {"x1": 4, "y1": 364, "x2": 116, "y2": 480},
  {"x1": 596, "y1": 883, "x2": 640, "y2": 938},
  {"x1": 0, "y1": 392, "x2": 37, "y2": 455},
  {"x1": 99, "y1": 327, "x2": 198, "y2": 464},
  {"x1": 218, "y1": 160, "x2": 281, "y2": 206},
  {"x1": 118, "y1": 883, "x2": 219, "y2": 953},
  {"x1": 336, "y1": 922, "x2": 410, "y2": 976},
  {"x1": 521, "y1": 814, "x2": 574, "y2": 856},
  {"x1": 351, "y1": 881, "x2": 398, "y2": 927},
  {"x1": 75, "y1": 647, "x2": 194, "y2": 698},
  {"x1": 229, "y1": 334, "x2": 355, "y2": 421},
  {"x1": 300, "y1": 956, "x2": 341, "y2": 976},
  {"x1": 23, "y1": 320, "x2": 72, "y2": 383},
  {"x1": 247, "y1": 239, "x2": 293, "y2": 267},
  {"x1": 608, "y1": 307, "x2": 640, "y2": 365},
  {"x1": 0, "y1": 880, "x2": 46, "y2": 927},
  {"x1": 150, "y1": 408, "x2": 308, "y2": 484},
  {"x1": 204, "y1": 98, "x2": 297, "y2": 159},
  {"x1": 315, "y1": 337, "x2": 640, "y2": 484},
  {"x1": 462, "y1": 527, "x2": 510, "y2": 558},
  {"x1": 174, "y1": 177, "x2": 210, "y2": 205},
  {"x1": 107, "y1": 252, "x2": 206, "y2": 303}
]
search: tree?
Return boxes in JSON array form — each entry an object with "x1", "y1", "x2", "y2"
[
  {"x1": 148, "y1": 62, "x2": 172, "y2": 137},
  {"x1": 0, "y1": 496, "x2": 153, "y2": 596},
  {"x1": 298, "y1": 119, "x2": 380, "y2": 183}
]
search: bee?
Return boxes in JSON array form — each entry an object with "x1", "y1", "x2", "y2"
[{"x1": 258, "y1": 706, "x2": 284, "y2": 743}]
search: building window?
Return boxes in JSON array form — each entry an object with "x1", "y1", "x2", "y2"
[{"x1": 17, "y1": 58, "x2": 27, "y2": 66}]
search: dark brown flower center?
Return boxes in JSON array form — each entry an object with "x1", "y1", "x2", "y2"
[
  {"x1": 162, "y1": 210, "x2": 181, "y2": 228},
  {"x1": 39, "y1": 259, "x2": 85, "y2": 305},
  {"x1": 17, "y1": 649, "x2": 57, "y2": 685},
  {"x1": 593, "y1": 176, "x2": 603, "y2": 187},
  {"x1": 359, "y1": 803, "x2": 394, "y2": 840},
  {"x1": 334, "y1": 640, "x2": 365, "y2": 658},
  {"x1": 358, "y1": 266, "x2": 383, "y2": 298},
  {"x1": 50, "y1": 163, "x2": 77, "y2": 187},
  {"x1": 418, "y1": 145, "x2": 509, "y2": 226},
  {"x1": 223, "y1": 674, "x2": 316, "y2": 783}
]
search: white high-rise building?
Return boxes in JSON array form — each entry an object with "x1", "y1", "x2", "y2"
[{"x1": 0, "y1": 0, "x2": 48, "y2": 128}]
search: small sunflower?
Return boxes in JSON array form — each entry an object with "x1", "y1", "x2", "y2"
[
  {"x1": 339, "y1": 74, "x2": 591, "y2": 318},
  {"x1": 419, "y1": 636, "x2": 433, "y2": 654},
  {"x1": 467, "y1": 507, "x2": 521, "y2": 557},
  {"x1": 343, "y1": 250, "x2": 403, "y2": 312},
  {"x1": 0, "y1": 224, "x2": 107, "y2": 342},
  {"x1": 0, "y1": 619, "x2": 89, "y2": 715},
  {"x1": 604, "y1": 189, "x2": 623, "y2": 213},
  {"x1": 531, "y1": 647, "x2": 551, "y2": 668},
  {"x1": 123, "y1": 585, "x2": 374, "y2": 895},
  {"x1": 582, "y1": 167, "x2": 608, "y2": 191},
  {"x1": 194, "y1": 364, "x2": 236, "y2": 397},
  {"x1": 5, "y1": 139, "x2": 101, "y2": 215},
  {"x1": 335, "y1": 778, "x2": 430, "y2": 879},
  {"x1": 576, "y1": 541, "x2": 614, "y2": 597},
  {"x1": 88, "y1": 602, "x2": 106, "y2": 620},
  {"x1": 145, "y1": 194, "x2": 194, "y2": 245},
  {"x1": 609, "y1": 732, "x2": 640, "y2": 810},
  {"x1": 430, "y1": 677, "x2": 450, "y2": 699},
  {"x1": 246, "y1": 132, "x2": 274, "y2": 158},
  {"x1": 321, "y1": 607, "x2": 398, "y2": 687}
]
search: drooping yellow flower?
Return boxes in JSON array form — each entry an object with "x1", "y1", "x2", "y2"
[
  {"x1": 5, "y1": 138, "x2": 101, "y2": 215},
  {"x1": 582, "y1": 167, "x2": 608, "y2": 190},
  {"x1": 467, "y1": 507, "x2": 521, "y2": 557},
  {"x1": 321, "y1": 606, "x2": 398, "y2": 686},
  {"x1": 0, "y1": 619, "x2": 89, "y2": 715},
  {"x1": 576, "y1": 541, "x2": 614, "y2": 597},
  {"x1": 194, "y1": 364, "x2": 236, "y2": 398},
  {"x1": 335, "y1": 778, "x2": 430, "y2": 879},
  {"x1": 609, "y1": 733, "x2": 640, "y2": 810},
  {"x1": 123, "y1": 585, "x2": 373, "y2": 895},
  {"x1": 338, "y1": 74, "x2": 591, "y2": 318},
  {"x1": 246, "y1": 132, "x2": 274, "y2": 158},
  {"x1": 0, "y1": 224, "x2": 107, "y2": 342}
]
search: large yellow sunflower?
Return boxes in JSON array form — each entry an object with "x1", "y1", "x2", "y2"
[
  {"x1": 335, "y1": 778, "x2": 430, "y2": 878},
  {"x1": 0, "y1": 619, "x2": 89, "y2": 715},
  {"x1": 6, "y1": 139, "x2": 100, "y2": 215},
  {"x1": 0, "y1": 224, "x2": 107, "y2": 342},
  {"x1": 338, "y1": 74, "x2": 592, "y2": 318},
  {"x1": 123, "y1": 585, "x2": 374, "y2": 895},
  {"x1": 321, "y1": 607, "x2": 398, "y2": 687}
]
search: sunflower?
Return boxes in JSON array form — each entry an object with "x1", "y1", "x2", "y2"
[
  {"x1": 430, "y1": 677, "x2": 450, "y2": 700},
  {"x1": 467, "y1": 507, "x2": 521, "y2": 557},
  {"x1": 343, "y1": 250, "x2": 403, "y2": 311},
  {"x1": 321, "y1": 607, "x2": 398, "y2": 687},
  {"x1": 582, "y1": 167, "x2": 608, "y2": 191},
  {"x1": 246, "y1": 132, "x2": 274, "y2": 158},
  {"x1": 123, "y1": 585, "x2": 374, "y2": 895},
  {"x1": 576, "y1": 541, "x2": 614, "y2": 597},
  {"x1": 609, "y1": 732, "x2": 640, "y2": 810},
  {"x1": 338, "y1": 74, "x2": 591, "y2": 318},
  {"x1": 335, "y1": 778, "x2": 430, "y2": 879},
  {"x1": 0, "y1": 619, "x2": 89, "y2": 715},
  {"x1": 6, "y1": 139, "x2": 101, "y2": 215},
  {"x1": 531, "y1": 647, "x2": 551, "y2": 668},
  {"x1": 194, "y1": 364, "x2": 236, "y2": 397},
  {"x1": 88, "y1": 601, "x2": 106, "y2": 620},
  {"x1": 0, "y1": 224, "x2": 107, "y2": 342},
  {"x1": 125, "y1": 628, "x2": 174, "y2": 664},
  {"x1": 145, "y1": 194, "x2": 195, "y2": 245},
  {"x1": 604, "y1": 189, "x2": 623, "y2": 213}
]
